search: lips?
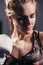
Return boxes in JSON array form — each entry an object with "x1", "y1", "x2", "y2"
[
  {"x1": 23, "y1": 25, "x2": 33, "y2": 30},
  {"x1": 22, "y1": 25, "x2": 33, "y2": 34},
  {"x1": 27, "y1": 29, "x2": 33, "y2": 33}
]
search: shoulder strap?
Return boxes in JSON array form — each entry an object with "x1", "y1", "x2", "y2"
[
  {"x1": 34, "y1": 31, "x2": 42, "y2": 47},
  {"x1": 37, "y1": 32, "x2": 42, "y2": 47},
  {"x1": 33, "y1": 31, "x2": 42, "y2": 54}
]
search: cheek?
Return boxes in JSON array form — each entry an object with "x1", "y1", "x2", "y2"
[
  {"x1": 31, "y1": 18, "x2": 36, "y2": 26},
  {"x1": 16, "y1": 23, "x2": 22, "y2": 30}
]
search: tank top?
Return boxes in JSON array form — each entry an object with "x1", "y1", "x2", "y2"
[{"x1": 19, "y1": 31, "x2": 42, "y2": 65}]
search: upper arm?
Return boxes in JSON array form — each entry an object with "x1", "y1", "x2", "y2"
[{"x1": 11, "y1": 46, "x2": 19, "y2": 59}]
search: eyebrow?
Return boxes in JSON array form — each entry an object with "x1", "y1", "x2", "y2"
[
  {"x1": 17, "y1": 12, "x2": 35, "y2": 18},
  {"x1": 22, "y1": 12, "x2": 35, "y2": 17},
  {"x1": 26, "y1": 12, "x2": 35, "y2": 17},
  {"x1": 30, "y1": 12, "x2": 35, "y2": 15}
]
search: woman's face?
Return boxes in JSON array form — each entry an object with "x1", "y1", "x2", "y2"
[{"x1": 16, "y1": 2, "x2": 36, "y2": 34}]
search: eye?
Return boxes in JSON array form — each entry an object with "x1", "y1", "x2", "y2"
[
  {"x1": 17, "y1": 15, "x2": 28, "y2": 25},
  {"x1": 17, "y1": 15, "x2": 26, "y2": 21},
  {"x1": 30, "y1": 13, "x2": 35, "y2": 18},
  {"x1": 17, "y1": 16, "x2": 24, "y2": 24}
]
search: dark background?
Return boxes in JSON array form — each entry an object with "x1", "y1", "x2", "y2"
[{"x1": 35, "y1": 0, "x2": 43, "y2": 31}]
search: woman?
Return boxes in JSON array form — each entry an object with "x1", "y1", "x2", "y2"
[{"x1": 6, "y1": 0, "x2": 43, "y2": 65}]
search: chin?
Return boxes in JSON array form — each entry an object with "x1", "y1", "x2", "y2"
[
  {"x1": 25, "y1": 30, "x2": 33, "y2": 34},
  {"x1": 23, "y1": 30, "x2": 33, "y2": 39}
]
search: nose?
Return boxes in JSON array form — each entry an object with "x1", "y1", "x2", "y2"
[
  {"x1": 22, "y1": 16, "x2": 31, "y2": 27},
  {"x1": 26, "y1": 16, "x2": 31, "y2": 26}
]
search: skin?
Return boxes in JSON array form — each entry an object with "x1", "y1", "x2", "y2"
[{"x1": 7, "y1": 1, "x2": 43, "y2": 65}]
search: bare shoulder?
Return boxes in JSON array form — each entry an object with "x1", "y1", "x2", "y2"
[
  {"x1": 39, "y1": 31, "x2": 43, "y2": 42},
  {"x1": 35, "y1": 30, "x2": 43, "y2": 47},
  {"x1": 39, "y1": 31, "x2": 43, "y2": 38},
  {"x1": 39, "y1": 31, "x2": 43, "y2": 47},
  {"x1": 34, "y1": 30, "x2": 43, "y2": 43},
  {"x1": 34, "y1": 30, "x2": 43, "y2": 40}
]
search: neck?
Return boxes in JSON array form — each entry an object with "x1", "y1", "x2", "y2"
[
  {"x1": 24, "y1": 30, "x2": 33, "y2": 42},
  {"x1": 17, "y1": 30, "x2": 33, "y2": 42}
]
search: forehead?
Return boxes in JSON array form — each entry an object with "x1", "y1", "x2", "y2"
[{"x1": 21, "y1": 2, "x2": 36, "y2": 16}]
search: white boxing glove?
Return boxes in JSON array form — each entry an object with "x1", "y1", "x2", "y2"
[
  {"x1": 0, "y1": 34, "x2": 13, "y2": 65},
  {"x1": 0, "y1": 34, "x2": 12, "y2": 54}
]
